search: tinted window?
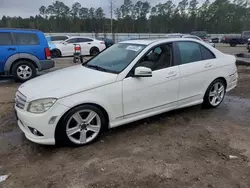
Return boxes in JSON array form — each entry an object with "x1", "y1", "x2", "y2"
[
  {"x1": 51, "y1": 36, "x2": 69, "y2": 41},
  {"x1": 15, "y1": 33, "x2": 39, "y2": 45},
  {"x1": 78, "y1": 38, "x2": 93, "y2": 42},
  {"x1": 200, "y1": 45, "x2": 215, "y2": 60},
  {"x1": 0, "y1": 32, "x2": 12, "y2": 45},
  {"x1": 136, "y1": 43, "x2": 173, "y2": 71},
  {"x1": 65, "y1": 38, "x2": 78, "y2": 43},
  {"x1": 177, "y1": 42, "x2": 202, "y2": 64},
  {"x1": 85, "y1": 43, "x2": 146, "y2": 73}
]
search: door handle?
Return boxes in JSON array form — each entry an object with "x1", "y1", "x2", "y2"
[
  {"x1": 8, "y1": 48, "x2": 16, "y2": 51},
  {"x1": 166, "y1": 71, "x2": 177, "y2": 78},
  {"x1": 205, "y1": 63, "x2": 212, "y2": 68},
  {"x1": 87, "y1": 43, "x2": 91, "y2": 44}
]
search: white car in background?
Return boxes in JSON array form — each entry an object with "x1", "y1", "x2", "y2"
[
  {"x1": 51, "y1": 36, "x2": 106, "y2": 57},
  {"x1": 167, "y1": 34, "x2": 215, "y2": 47},
  {"x1": 15, "y1": 38, "x2": 238, "y2": 146}
]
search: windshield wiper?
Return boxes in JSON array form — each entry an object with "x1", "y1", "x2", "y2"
[{"x1": 84, "y1": 64, "x2": 108, "y2": 72}]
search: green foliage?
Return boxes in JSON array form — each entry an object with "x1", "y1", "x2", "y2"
[{"x1": 0, "y1": 0, "x2": 250, "y2": 33}]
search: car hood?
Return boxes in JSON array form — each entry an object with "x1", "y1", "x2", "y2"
[{"x1": 17, "y1": 65, "x2": 118, "y2": 101}]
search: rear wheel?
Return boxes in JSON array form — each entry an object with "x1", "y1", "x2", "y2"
[
  {"x1": 202, "y1": 79, "x2": 226, "y2": 108},
  {"x1": 90, "y1": 47, "x2": 100, "y2": 56},
  {"x1": 12, "y1": 61, "x2": 36, "y2": 82},
  {"x1": 230, "y1": 43, "x2": 237, "y2": 47}
]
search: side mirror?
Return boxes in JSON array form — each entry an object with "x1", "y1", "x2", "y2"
[{"x1": 134, "y1": 66, "x2": 152, "y2": 77}]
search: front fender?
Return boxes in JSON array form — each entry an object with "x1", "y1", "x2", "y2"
[{"x1": 57, "y1": 82, "x2": 123, "y2": 125}]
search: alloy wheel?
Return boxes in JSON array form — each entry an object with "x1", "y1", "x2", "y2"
[
  {"x1": 17, "y1": 65, "x2": 32, "y2": 80},
  {"x1": 209, "y1": 82, "x2": 225, "y2": 106},
  {"x1": 66, "y1": 109, "x2": 101, "y2": 144}
]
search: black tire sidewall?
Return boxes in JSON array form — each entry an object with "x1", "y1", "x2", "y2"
[
  {"x1": 12, "y1": 61, "x2": 36, "y2": 82},
  {"x1": 90, "y1": 47, "x2": 99, "y2": 56},
  {"x1": 203, "y1": 79, "x2": 226, "y2": 108},
  {"x1": 55, "y1": 104, "x2": 107, "y2": 147}
]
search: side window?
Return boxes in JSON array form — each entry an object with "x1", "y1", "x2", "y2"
[
  {"x1": 15, "y1": 33, "x2": 39, "y2": 45},
  {"x1": 78, "y1": 38, "x2": 93, "y2": 42},
  {"x1": 0, "y1": 32, "x2": 12, "y2": 45},
  {"x1": 200, "y1": 45, "x2": 215, "y2": 60},
  {"x1": 51, "y1": 36, "x2": 69, "y2": 41},
  {"x1": 65, "y1": 38, "x2": 78, "y2": 43},
  {"x1": 177, "y1": 41, "x2": 202, "y2": 64},
  {"x1": 136, "y1": 43, "x2": 173, "y2": 71}
]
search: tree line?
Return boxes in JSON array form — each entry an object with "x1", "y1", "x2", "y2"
[{"x1": 0, "y1": 0, "x2": 250, "y2": 34}]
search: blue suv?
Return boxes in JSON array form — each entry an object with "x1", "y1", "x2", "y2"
[{"x1": 0, "y1": 28, "x2": 55, "y2": 82}]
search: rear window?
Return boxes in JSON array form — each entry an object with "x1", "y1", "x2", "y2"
[
  {"x1": 200, "y1": 45, "x2": 215, "y2": 60},
  {"x1": 0, "y1": 32, "x2": 12, "y2": 45},
  {"x1": 15, "y1": 33, "x2": 40, "y2": 45}
]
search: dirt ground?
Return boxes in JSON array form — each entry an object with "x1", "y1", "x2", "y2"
[{"x1": 1, "y1": 44, "x2": 250, "y2": 188}]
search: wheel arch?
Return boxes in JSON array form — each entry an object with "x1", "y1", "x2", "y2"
[
  {"x1": 55, "y1": 102, "x2": 110, "y2": 135},
  {"x1": 5, "y1": 53, "x2": 41, "y2": 73},
  {"x1": 203, "y1": 77, "x2": 227, "y2": 98}
]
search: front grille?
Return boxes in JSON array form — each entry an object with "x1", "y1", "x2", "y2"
[{"x1": 15, "y1": 91, "x2": 27, "y2": 109}]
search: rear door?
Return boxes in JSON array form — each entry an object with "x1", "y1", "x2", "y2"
[
  {"x1": 77, "y1": 38, "x2": 94, "y2": 55},
  {"x1": 14, "y1": 31, "x2": 42, "y2": 59},
  {"x1": 0, "y1": 32, "x2": 18, "y2": 72},
  {"x1": 176, "y1": 41, "x2": 217, "y2": 107}
]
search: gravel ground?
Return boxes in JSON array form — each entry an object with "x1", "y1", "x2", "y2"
[{"x1": 0, "y1": 44, "x2": 250, "y2": 188}]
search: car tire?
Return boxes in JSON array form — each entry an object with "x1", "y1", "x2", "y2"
[
  {"x1": 202, "y1": 79, "x2": 226, "y2": 108},
  {"x1": 12, "y1": 60, "x2": 37, "y2": 82},
  {"x1": 51, "y1": 49, "x2": 61, "y2": 58},
  {"x1": 55, "y1": 104, "x2": 107, "y2": 147},
  {"x1": 230, "y1": 43, "x2": 237, "y2": 47},
  {"x1": 90, "y1": 47, "x2": 100, "y2": 56}
]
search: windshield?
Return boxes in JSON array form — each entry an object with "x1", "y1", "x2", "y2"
[{"x1": 84, "y1": 43, "x2": 146, "y2": 73}]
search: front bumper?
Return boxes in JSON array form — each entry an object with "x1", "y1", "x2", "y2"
[
  {"x1": 15, "y1": 102, "x2": 69, "y2": 145},
  {"x1": 39, "y1": 59, "x2": 55, "y2": 71}
]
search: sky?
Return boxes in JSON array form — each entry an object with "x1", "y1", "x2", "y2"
[{"x1": 0, "y1": 0, "x2": 180, "y2": 18}]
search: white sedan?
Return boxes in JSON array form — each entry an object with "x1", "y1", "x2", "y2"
[
  {"x1": 51, "y1": 36, "x2": 106, "y2": 57},
  {"x1": 15, "y1": 38, "x2": 238, "y2": 146}
]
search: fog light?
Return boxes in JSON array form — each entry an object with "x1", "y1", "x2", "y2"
[{"x1": 28, "y1": 127, "x2": 44, "y2": 136}]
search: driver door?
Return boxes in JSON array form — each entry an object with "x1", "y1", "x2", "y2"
[{"x1": 122, "y1": 43, "x2": 180, "y2": 117}]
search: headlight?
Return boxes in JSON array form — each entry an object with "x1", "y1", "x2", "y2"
[{"x1": 27, "y1": 98, "x2": 57, "y2": 113}]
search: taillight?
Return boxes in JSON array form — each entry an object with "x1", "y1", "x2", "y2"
[
  {"x1": 100, "y1": 41, "x2": 105, "y2": 44},
  {"x1": 45, "y1": 48, "x2": 51, "y2": 59}
]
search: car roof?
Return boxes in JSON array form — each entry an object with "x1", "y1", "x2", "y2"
[
  {"x1": 119, "y1": 37, "x2": 203, "y2": 45},
  {"x1": 0, "y1": 28, "x2": 40, "y2": 32}
]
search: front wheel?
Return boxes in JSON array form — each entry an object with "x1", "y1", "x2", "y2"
[
  {"x1": 202, "y1": 79, "x2": 226, "y2": 108},
  {"x1": 12, "y1": 61, "x2": 37, "y2": 82},
  {"x1": 55, "y1": 105, "x2": 107, "y2": 146}
]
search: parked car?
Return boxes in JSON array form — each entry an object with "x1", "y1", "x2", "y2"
[
  {"x1": 211, "y1": 37, "x2": 219, "y2": 43},
  {"x1": 225, "y1": 31, "x2": 250, "y2": 47},
  {"x1": 167, "y1": 34, "x2": 215, "y2": 47},
  {"x1": 15, "y1": 37, "x2": 238, "y2": 146},
  {"x1": 0, "y1": 28, "x2": 54, "y2": 82},
  {"x1": 50, "y1": 36, "x2": 106, "y2": 57},
  {"x1": 46, "y1": 35, "x2": 70, "y2": 44},
  {"x1": 190, "y1": 31, "x2": 210, "y2": 41},
  {"x1": 96, "y1": 37, "x2": 114, "y2": 48}
]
